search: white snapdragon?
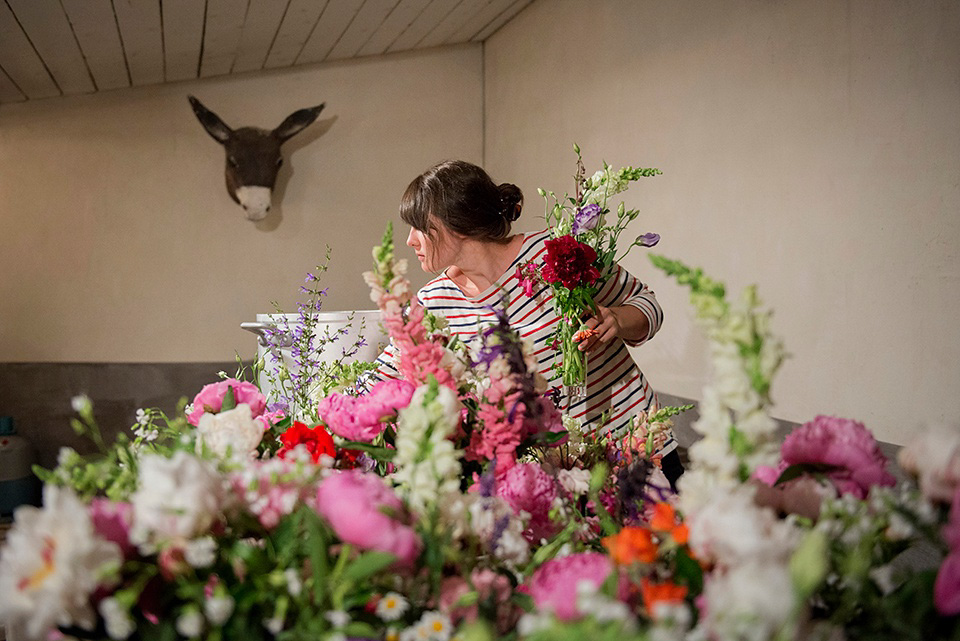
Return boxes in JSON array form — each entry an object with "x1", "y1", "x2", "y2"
[
  {"x1": 184, "y1": 537, "x2": 217, "y2": 568},
  {"x1": 697, "y1": 562, "x2": 796, "y2": 641},
  {"x1": 0, "y1": 485, "x2": 122, "y2": 639},
  {"x1": 175, "y1": 607, "x2": 204, "y2": 638},
  {"x1": 99, "y1": 597, "x2": 135, "y2": 640},
  {"x1": 204, "y1": 594, "x2": 235, "y2": 626}
]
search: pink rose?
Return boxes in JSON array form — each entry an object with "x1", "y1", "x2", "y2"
[
  {"x1": 89, "y1": 498, "x2": 135, "y2": 557},
  {"x1": 526, "y1": 553, "x2": 613, "y2": 620},
  {"x1": 187, "y1": 378, "x2": 266, "y2": 426},
  {"x1": 313, "y1": 470, "x2": 420, "y2": 565},
  {"x1": 318, "y1": 380, "x2": 415, "y2": 442},
  {"x1": 777, "y1": 415, "x2": 895, "y2": 499},
  {"x1": 496, "y1": 463, "x2": 559, "y2": 542}
]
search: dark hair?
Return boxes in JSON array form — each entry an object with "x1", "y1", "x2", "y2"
[{"x1": 399, "y1": 160, "x2": 523, "y2": 242}]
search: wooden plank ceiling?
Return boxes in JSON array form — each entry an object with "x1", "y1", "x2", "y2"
[{"x1": 0, "y1": 0, "x2": 532, "y2": 104}]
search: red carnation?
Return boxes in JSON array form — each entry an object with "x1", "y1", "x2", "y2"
[
  {"x1": 277, "y1": 421, "x2": 336, "y2": 463},
  {"x1": 541, "y1": 235, "x2": 601, "y2": 290}
]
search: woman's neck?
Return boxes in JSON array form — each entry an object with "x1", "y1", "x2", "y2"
[{"x1": 446, "y1": 234, "x2": 525, "y2": 297}]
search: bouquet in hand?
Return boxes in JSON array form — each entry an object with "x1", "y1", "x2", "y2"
[{"x1": 516, "y1": 144, "x2": 662, "y2": 392}]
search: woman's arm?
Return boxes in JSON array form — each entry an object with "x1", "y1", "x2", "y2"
[{"x1": 578, "y1": 264, "x2": 664, "y2": 354}]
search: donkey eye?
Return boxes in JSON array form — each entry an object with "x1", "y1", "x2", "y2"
[
  {"x1": 276, "y1": 157, "x2": 284, "y2": 167},
  {"x1": 228, "y1": 156, "x2": 239, "y2": 168}
]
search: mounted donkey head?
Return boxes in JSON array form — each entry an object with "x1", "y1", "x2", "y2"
[{"x1": 188, "y1": 95, "x2": 325, "y2": 221}]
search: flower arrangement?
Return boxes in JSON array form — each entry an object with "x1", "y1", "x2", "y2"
[
  {"x1": 2, "y1": 205, "x2": 959, "y2": 641},
  {"x1": 515, "y1": 145, "x2": 662, "y2": 393}
]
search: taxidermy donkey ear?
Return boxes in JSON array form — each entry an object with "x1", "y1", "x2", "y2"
[{"x1": 188, "y1": 95, "x2": 326, "y2": 222}]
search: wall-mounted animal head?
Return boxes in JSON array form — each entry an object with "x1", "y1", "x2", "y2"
[{"x1": 188, "y1": 95, "x2": 325, "y2": 221}]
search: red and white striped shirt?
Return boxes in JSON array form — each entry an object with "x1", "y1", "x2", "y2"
[{"x1": 373, "y1": 229, "x2": 675, "y2": 451}]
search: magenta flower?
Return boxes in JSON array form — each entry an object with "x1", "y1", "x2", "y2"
[
  {"x1": 89, "y1": 498, "x2": 135, "y2": 557},
  {"x1": 936, "y1": 552, "x2": 960, "y2": 615},
  {"x1": 778, "y1": 415, "x2": 895, "y2": 499},
  {"x1": 318, "y1": 379, "x2": 415, "y2": 442},
  {"x1": 187, "y1": 378, "x2": 266, "y2": 426},
  {"x1": 313, "y1": 470, "x2": 420, "y2": 566},
  {"x1": 525, "y1": 553, "x2": 613, "y2": 620},
  {"x1": 496, "y1": 462, "x2": 559, "y2": 542}
]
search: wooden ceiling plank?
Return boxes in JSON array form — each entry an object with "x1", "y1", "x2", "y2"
[
  {"x1": 356, "y1": 0, "x2": 431, "y2": 57},
  {"x1": 385, "y1": 0, "x2": 457, "y2": 53},
  {"x1": 6, "y1": 0, "x2": 95, "y2": 94},
  {"x1": 112, "y1": 0, "x2": 165, "y2": 86},
  {"x1": 472, "y1": 0, "x2": 530, "y2": 41},
  {"x1": 295, "y1": 0, "x2": 363, "y2": 64},
  {"x1": 162, "y1": 0, "x2": 206, "y2": 82},
  {"x1": 446, "y1": 0, "x2": 514, "y2": 43},
  {"x1": 232, "y1": 0, "x2": 289, "y2": 73},
  {"x1": 61, "y1": 0, "x2": 129, "y2": 91},
  {"x1": 415, "y1": 0, "x2": 487, "y2": 49},
  {"x1": 326, "y1": 0, "x2": 398, "y2": 61},
  {"x1": 263, "y1": 0, "x2": 328, "y2": 69},
  {"x1": 0, "y1": 3, "x2": 59, "y2": 99},
  {"x1": 0, "y1": 64, "x2": 27, "y2": 103},
  {"x1": 200, "y1": 0, "x2": 248, "y2": 78}
]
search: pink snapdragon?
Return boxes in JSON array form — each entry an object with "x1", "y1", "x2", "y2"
[
  {"x1": 318, "y1": 379, "x2": 415, "y2": 442},
  {"x1": 187, "y1": 378, "x2": 266, "y2": 426},
  {"x1": 313, "y1": 470, "x2": 420, "y2": 566},
  {"x1": 525, "y1": 553, "x2": 614, "y2": 621}
]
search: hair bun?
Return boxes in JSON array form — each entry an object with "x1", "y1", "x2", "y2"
[{"x1": 498, "y1": 182, "x2": 523, "y2": 222}]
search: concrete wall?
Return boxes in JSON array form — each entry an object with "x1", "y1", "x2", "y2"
[
  {"x1": 0, "y1": 44, "x2": 483, "y2": 363},
  {"x1": 483, "y1": 0, "x2": 960, "y2": 445}
]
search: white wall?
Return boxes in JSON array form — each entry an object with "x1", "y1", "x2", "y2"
[
  {"x1": 0, "y1": 45, "x2": 483, "y2": 363},
  {"x1": 484, "y1": 0, "x2": 960, "y2": 445}
]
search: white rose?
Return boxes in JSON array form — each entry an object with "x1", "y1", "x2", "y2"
[{"x1": 197, "y1": 404, "x2": 263, "y2": 459}]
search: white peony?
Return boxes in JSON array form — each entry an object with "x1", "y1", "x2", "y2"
[
  {"x1": 196, "y1": 404, "x2": 263, "y2": 459},
  {"x1": 699, "y1": 561, "x2": 797, "y2": 641},
  {"x1": 130, "y1": 450, "x2": 226, "y2": 546},
  {"x1": 0, "y1": 486, "x2": 122, "y2": 639}
]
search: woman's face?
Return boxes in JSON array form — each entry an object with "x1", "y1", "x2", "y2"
[{"x1": 406, "y1": 221, "x2": 460, "y2": 273}]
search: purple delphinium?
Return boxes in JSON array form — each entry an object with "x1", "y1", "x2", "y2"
[{"x1": 572, "y1": 203, "x2": 602, "y2": 235}]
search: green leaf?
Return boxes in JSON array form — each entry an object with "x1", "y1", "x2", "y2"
[
  {"x1": 139, "y1": 620, "x2": 177, "y2": 641},
  {"x1": 339, "y1": 440, "x2": 397, "y2": 461},
  {"x1": 222, "y1": 385, "x2": 237, "y2": 411},
  {"x1": 340, "y1": 550, "x2": 396, "y2": 583},
  {"x1": 774, "y1": 462, "x2": 842, "y2": 486}
]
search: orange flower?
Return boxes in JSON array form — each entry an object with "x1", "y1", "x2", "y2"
[
  {"x1": 572, "y1": 327, "x2": 600, "y2": 343},
  {"x1": 650, "y1": 502, "x2": 689, "y2": 544},
  {"x1": 641, "y1": 578, "x2": 688, "y2": 616},
  {"x1": 603, "y1": 526, "x2": 657, "y2": 564}
]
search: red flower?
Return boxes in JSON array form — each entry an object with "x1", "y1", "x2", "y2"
[
  {"x1": 277, "y1": 421, "x2": 336, "y2": 463},
  {"x1": 541, "y1": 235, "x2": 601, "y2": 290}
]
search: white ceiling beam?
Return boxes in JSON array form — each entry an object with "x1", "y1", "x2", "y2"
[
  {"x1": 112, "y1": 0, "x2": 165, "y2": 86},
  {"x1": 385, "y1": 0, "x2": 457, "y2": 53},
  {"x1": 232, "y1": 0, "x2": 290, "y2": 73},
  {"x1": 0, "y1": 2, "x2": 59, "y2": 99},
  {"x1": 355, "y1": 0, "x2": 431, "y2": 57},
  {"x1": 414, "y1": 0, "x2": 484, "y2": 49},
  {"x1": 472, "y1": 0, "x2": 530, "y2": 41},
  {"x1": 295, "y1": 0, "x2": 362, "y2": 64},
  {"x1": 263, "y1": 0, "x2": 328, "y2": 69},
  {"x1": 447, "y1": 0, "x2": 515, "y2": 43},
  {"x1": 0, "y1": 65, "x2": 27, "y2": 103},
  {"x1": 6, "y1": 0, "x2": 95, "y2": 95},
  {"x1": 199, "y1": 0, "x2": 248, "y2": 78},
  {"x1": 61, "y1": 0, "x2": 130, "y2": 91},
  {"x1": 162, "y1": 0, "x2": 206, "y2": 82},
  {"x1": 326, "y1": 0, "x2": 399, "y2": 61}
]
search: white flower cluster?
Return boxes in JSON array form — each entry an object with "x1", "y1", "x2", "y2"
[
  {"x1": 399, "y1": 610, "x2": 454, "y2": 641},
  {"x1": 439, "y1": 492, "x2": 530, "y2": 566},
  {"x1": 196, "y1": 404, "x2": 264, "y2": 460},
  {"x1": 392, "y1": 383, "x2": 463, "y2": 514},
  {"x1": 129, "y1": 450, "x2": 227, "y2": 548},
  {"x1": 0, "y1": 486, "x2": 123, "y2": 639}
]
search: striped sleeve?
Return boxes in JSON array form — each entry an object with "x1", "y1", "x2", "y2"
[{"x1": 594, "y1": 264, "x2": 663, "y2": 347}]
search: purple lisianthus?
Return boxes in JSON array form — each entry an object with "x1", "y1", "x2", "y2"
[
  {"x1": 572, "y1": 204, "x2": 602, "y2": 235},
  {"x1": 638, "y1": 232, "x2": 660, "y2": 247}
]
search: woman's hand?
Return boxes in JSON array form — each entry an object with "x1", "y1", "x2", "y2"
[{"x1": 577, "y1": 305, "x2": 650, "y2": 353}]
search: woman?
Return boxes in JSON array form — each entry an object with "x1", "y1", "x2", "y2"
[{"x1": 373, "y1": 160, "x2": 682, "y2": 485}]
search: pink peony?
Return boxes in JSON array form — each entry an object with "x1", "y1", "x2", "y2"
[
  {"x1": 318, "y1": 380, "x2": 415, "y2": 442},
  {"x1": 187, "y1": 378, "x2": 266, "y2": 426},
  {"x1": 936, "y1": 552, "x2": 960, "y2": 615},
  {"x1": 776, "y1": 415, "x2": 895, "y2": 499},
  {"x1": 89, "y1": 498, "x2": 135, "y2": 557},
  {"x1": 496, "y1": 463, "x2": 559, "y2": 542},
  {"x1": 313, "y1": 470, "x2": 420, "y2": 565},
  {"x1": 525, "y1": 553, "x2": 613, "y2": 620}
]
